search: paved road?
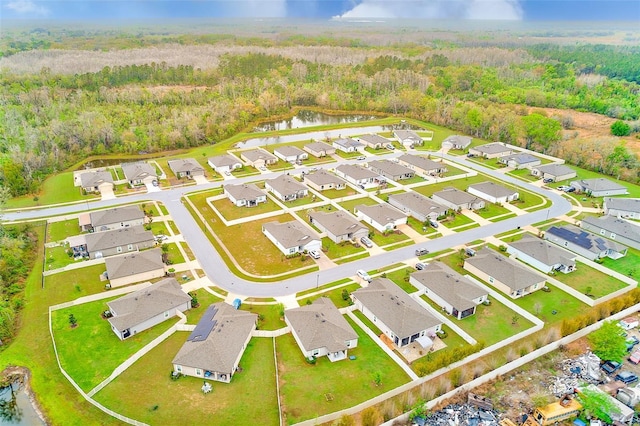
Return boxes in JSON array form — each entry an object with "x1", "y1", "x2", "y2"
[{"x1": 3, "y1": 152, "x2": 571, "y2": 297}]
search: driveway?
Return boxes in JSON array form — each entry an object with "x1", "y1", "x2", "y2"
[
  {"x1": 193, "y1": 175, "x2": 208, "y2": 185},
  {"x1": 144, "y1": 182, "x2": 161, "y2": 193},
  {"x1": 99, "y1": 187, "x2": 116, "y2": 200}
]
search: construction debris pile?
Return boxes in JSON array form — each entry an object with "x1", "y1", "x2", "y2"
[
  {"x1": 418, "y1": 403, "x2": 502, "y2": 426},
  {"x1": 548, "y1": 351, "x2": 603, "y2": 397}
]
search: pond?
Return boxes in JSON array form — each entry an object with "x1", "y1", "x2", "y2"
[
  {"x1": 75, "y1": 158, "x2": 123, "y2": 171},
  {"x1": 0, "y1": 382, "x2": 44, "y2": 425},
  {"x1": 252, "y1": 110, "x2": 380, "y2": 132}
]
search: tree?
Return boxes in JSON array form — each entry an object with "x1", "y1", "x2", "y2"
[
  {"x1": 68, "y1": 314, "x2": 78, "y2": 328},
  {"x1": 332, "y1": 415, "x2": 355, "y2": 426},
  {"x1": 610, "y1": 120, "x2": 631, "y2": 136},
  {"x1": 577, "y1": 387, "x2": 620, "y2": 423},
  {"x1": 588, "y1": 320, "x2": 627, "y2": 362},
  {"x1": 521, "y1": 113, "x2": 562, "y2": 151}
]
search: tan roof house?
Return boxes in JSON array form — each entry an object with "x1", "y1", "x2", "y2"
[
  {"x1": 368, "y1": 160, "x2": 415, "y2": 181},
  {"x1": 240, "y1": 148, "x2": 278, "y2": 168},
  {"x1": 357, "y1": 134, "x2": 388, "y2": 150},
  {"x1": 167, "y1": 158, "x2": 205, "y2": 179},
  {"x1": 274, "y1": 146, "x2": 308, "y2": 163},
  {"x1": 468, "y1": 143, "x2": 512, "y2": 159},
  {"x1": 442, "y1": 135, "x2": 472, "y2": 150},
  {"x1": 172, "y1": 303, "x2": 257, "y2": 383},
  {"x1": 285, "y1": 298, "x2": 358, "y2": 362},
  {"x1": 308, "y1": 210, "x2": 368, "y2": 243},
  {"x1": 352, "y1": 278, "x2": 441, "y2": 349},
  {"x1": 83, "y1": 225, "x2": 155, "y2": 259},
  {"x1": 354, "y1": 203, "x2": 407, "y2": 233},
  {"x1": 530, "y1": 164, "x2": 576, "y2": 182},
  {"x1": 303, "y1": 170, "x2": 346, "y2": 191},
  {"x1": 104, "y1": 248, "x2": 165, "y2": 288},
  {"x1": 388, "y1": 192, "x2": 448, "y2": 222},
  {"x1": 393, "y1": 130, "x2": 424, "y2": 147},
  {"x1": 506, "y1": 234, "x2": 576, "y2": 274},
  {"x1": 107, "y1": 278, "x2": 191, "y2": 340},
  {"x1": 467, "y1": 182, "x2": 519, "y2": 204},
  {"x1": 265, "y1": 175, "x2": 308, "y2": 202},
  {"x1": 432, "y1": 187, "x2": 485, "y2": 211},
  {"x1": 78, "y1": 171, "x2": 114, "y2": 194},
  {"x1": 397, "y1": 154, "x2": 447, "y2": 176},
  {"x1": 207, "y1": 154, "x2": 243, "y2": 174},
  {"x1": 304, "y1": 141, "x2": 336, "y2": 158},
  {"x1": 122, "y1": 162, "x2": 158, "y2": 187},
  {"x1": 410, "y1": 262, "x2": 488, "y2": 320},
  {"x1": 463, "y1": 248, "x2": 545, "y2": 299},
  {"x1": 332, "y1": 138, "x2": 364, "y2": 153},
  {"x1": 262, "y1": 220, "x2": 321, "y2": 256},
  {"x1": 223, "y1": 183, "x2": 267, "y2": 207},
  {"x1": 83, "y1": 205, "x2": 146, "y2": 232},
  {"x1": 335, "y1": 164, "x2": 379, "y2": 189}
]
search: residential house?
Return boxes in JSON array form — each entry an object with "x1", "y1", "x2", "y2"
[
  {"x1": 335, "y1": 164, "x2": 380, "y2": 189},
  {"x1": 240, "y1": 148, "x2": 278, "y2": 169},
  {"x1": 303, "y1": 170, "x2": 346, "y2": 191},
  {"x1": 357, "y1": 134, "x2": 388, "y2": 150},
  {"x1": 570, "y1": 178, "x2": 628, "y2": 197},
  {"x1": 467, "y1": 182, "x2": 519, "y2": 204},
  {"x1": 332, "y1": 138, "x2": 364, "y2": 153},
  {"x1": 81, "y1": 205, "x2": 146, "y2": 232},
  {"x1": 604, "y1": 197, "x2": 640, "y2": 219},
  {"x1": 544, "y1": 224, "x2": 628, "y2": 261},
  {"x1": 308, "y1": 211, "x2": 369, "y2": 243},
  {"x1": 530, "y1": 164, "x2": 576, "y2": 182},
  {"x1": 265, "y1": 175, "x2": 308, "y2": 202},
  {"x1": 82, "y1": 225, "x2": 155, "y2": 259},
  {"x1": 273, "y1": 146, "x2": 308, "y2": 163},
  {"x1": 78, "y1": 171, "x2": 114, "y2": 194},
  {"x1": 354, "y1": 203, "x2": 407, "y2": 233},
  {"x1": 285, "y1": 298, "x2": 358, "y2": 362},
  {"x1": 397, "y1": 154, "x2": 447, "y2": 177},
  {"x1": 351, "y1": 278, "x2": 442, "y2": 349},
  {"x1": 506, "y1": 234, "x2": 577, "y2": 274},
  {"x1": 223, "y1": 183, "x2": 267, "y2": 207},
  {"x1": 207, "y1": 154, "x2": 243, "y2": 174},
  {"x1": 393, "y1": 130, "x2": 423, "y2": 147},
  {"x1": 107, "y1": 278, "x2": 191, "y2": 340},
  {"x1": 121, "y1": 162, "x2": 158, "y2": 187},
  {"x1": 388, "y1": 192, "x2": 448, "y2": 222},
  {"x1": 410, "y1": 262, "x2": 488, "y2": 320},
  {"x1": 468, "y1": 143, "x2": 512, "y2": 159},
  {"x1": 367, "y1": 160, "x2": 415, "y2": 181},
  {"x1": 262, "y1": 220, "x2": 321, "y2": 256},
  {"x1": 172, "y1": 303, "x2": 257, "y2": 383},
  {"x1": 464, "y1": 248, "x2": 546, "y2": 299},
  {"x1": 167, "y1": 158, "x2": 205, "y2": 179},
  {"x1": 304, "y1": 141, "x2": 336, "y2": 158},
  {"x1": 104, "y1": 248, "x2": 165, "y2": 288},
  {"x1": 442, "y1": 135, "x2": 472, "y2": 150},
  {"x1": 432, "y1": 187, "x2": 485, "y2": 211},
  {"x1": 498, "y1": 153, "x2": 542, "y2": 170},
  {"x1": 581, "y1": 215, "x2": 640, "y2": 251}
]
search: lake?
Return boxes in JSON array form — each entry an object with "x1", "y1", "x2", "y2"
[
  {"x1": 0, "y1": 382, "x2": 44, "y2": 426},
  {"x1": 252, "y1": 110, "x2": 380, "y2": 132}
]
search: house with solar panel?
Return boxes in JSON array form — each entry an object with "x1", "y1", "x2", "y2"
[
  {"x1": 172, "y1": 303, "x2": 257, "y2": 383},
  {"x1": 544, "y1": 224, "x2": 628, "y2": 261}
]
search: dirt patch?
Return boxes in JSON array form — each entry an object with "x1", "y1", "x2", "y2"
[{"x1": 1, "y1": 366, "x2": 50, "y2": 425}]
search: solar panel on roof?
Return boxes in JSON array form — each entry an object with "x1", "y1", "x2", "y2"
[{"x1": 187, "y1": 305, "x2": 218, "y2": 342}]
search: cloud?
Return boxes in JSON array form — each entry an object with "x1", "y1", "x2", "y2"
[
  {"x1": 4, "y1": 0, "x2": 50, "y2": 15},
  {"x1": 334, "y1": 0, "x2": 522, "y2": 20}
]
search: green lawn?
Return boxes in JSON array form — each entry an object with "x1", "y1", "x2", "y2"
[
  {"x1": 410, "y1": 324, "x2": 471, "y2": 374},
  {"x1": 179, "y1": 242, "x2": 195, "y2": 261},
  {"x1": 334, "y1": 150, "x2": 362, "y2": 159},
  {"x1": 277, "y1": 194, "x2": 317, "y2": 208},
  {"x1": 299, "y1": 283, "x2": 362, "y2": 308},
  {"x1": 147, "y1": 221, "x2": 169, "y2": 236},
  {"x1": 94, "y1": 335, "x2": 279, "y2": 426},
  {"x1": 212, "y1": 197, "x2": 282, "y2": 221},
  {"x1": 507, "y1": 168, "x2": 540, "y2": 182},
  {"x1": 320, "y1": 187, "x2": 359, "y2": 199},
  {"x1": 406, "y1": 217, "x2": 440, "y2": 236},
  {"x1": 512, "y1": 283, "x2": 587, "y2": 326},
  {"x1": 397, "y1": 175, "x2": 426, "y2": 185},
  {"x1": 164, "y1": 243, "x2": 185, "y2": 265},
  {"x1": 476, "y1": 203, "x2": 512, "y2": 220},
  {"x1": 277, "y1": 317, "x2": 411, "y2": 424},
  {"x1": 51, "y1": 297, "x2": 179, "y2": 392},
  {"x1": 296, "y1": 278, "x2": 351, "y2": 298},
  {"x1": 368, "y1": 227, "x2": 410, "y2": 247},
  {"x1": 231, "y1": 166, "x2": 261, "y2": 178},
  {"x1": 45, "y1": 245, "x2": 76, "y2": 270},
  {"x1": 6, "y1": 171, "x2": 99, "y2": 209},
  {"x1": 553, "y1": 261, "x2": 627, "y2": 299},
  {"x1": 321, "y1": 237, "x2": 366, "y2": 260},
  {"x1": 48, "y1": 219, "x2": 82, "y2": 242},
  {"x1": 383, "y1": 268, "x2": 418, "y2": 293},
  {"x1": 441, "y1": 213, "x2": 475, "y2": 229},
  {"x1": 601, "y1": 247, "x2": 640, "y2": 278},
  {"x1": 512, "y1": 192, "x2": 548, "y2": 211},
  {"x1": 338, "y1": 196, "x2": 378, "y2": 213},
  {"x1": 44, "y1": 263, "x2": 108, "y2": 297},
  {"x1": 167, "y1": 220, "x2": 180, "y2": 234},
  {"x1": 183, "y1": 290, "x2": 224, "y2": 324},
  {"x1": 241, "y1": 303, "x2": 287, "y2": 331}
]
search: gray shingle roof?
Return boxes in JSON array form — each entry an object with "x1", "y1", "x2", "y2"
[
  {"x1": 121, "y1": 162, "x2": 157, "y2": 181},
  {"x1": 605, "y1": 197, "x2": 640, "y2": 214},
  {"x1": 308, "y1": 211, "x2": 368, "y2": 237},
  {"x1": 467, "y1": 181, "x2": 517, "y2": 199},
  {"x1": 167, "y1": 158, "x2": 204, "y2": 174},
  {"x1": 582, "y1": 216, "x2": 640, "y2": 244},
  {"x1": 305, "y1": 141, "x2": 334, "y2": 154},
  {"x1": 172, "y1": 303, "x2": 257, "y2": 373},
  {"x1": 533, "y1": 164, "x2": 575, "y2": 177},
  {"x1": 224, "y1": 183, "x2": 265, "y2": 201},
  {"x1": 368, "y1": 160, "x2": 414, "y2": 178},
  {"x1": 411, "y1": 262, "x2": 487, "y2": 313},
  {"x1": 433, "y1": 187, "x2": 480, "y2": 206},
  {"x1": 443, "y1": 135, "x2": 472, "y2": 148},
  {"x1": 572, "y1": 178, "x2": 627, "y2": 193},
  {"x1": 85, "y1": 225, "x2": 154, "y2": 252},
  {"x1": 266, "y1": 175, "x2": 307, "y2": 197},
  {"x1": 285, "y1": 298, "x2": 358, "y2": 353},
  {"x1": 546, "y1": 224, "x2": 627, "y2": 254},
  {"x1": 465, "y1": 248, "x2": 543, "y2": 291},
  {"x1": 79, "y1": 171, "x2": 113, "y2": 188},
  {"x1": 304, "y1": 170, "x2": 345, "y2": 187},
  {"x1": 333, "y1": 138, "x2": 364, "y2": 149},
  {"x1": 501, "y1": 153, "x2": 540, "y2": 165},
  {"x1": 393, "y1": 130, "x2": 422, "y2": 141},
  {"x1": 107, "y1": 278, "x2": 191, "y2": 332},
  {"x1": 105, "y1": 248, "x2": 164, "y2": 280},
  {"x1": 90, "y1": 205, "x2": 145, "y2": 227},
  {"x1": 208, "y1": 154, "x2": 242, "y2": 168},
  {"x1": 335, "y1": 164, "x2": 378, "y2": 180},
  {"x1": 359, "y1": 134, "x2": 389, "y2": 146},
  {"x1": 352, "y1": 278, "x2": 440, "y2": 338},
  {"x1": 263, "y1": 220, "x2": 320, "y2": 249},
  {"x1": 509, "y1": 234, "x2": 576, "y2": 268},
  {"x1": 241, "y1": 148, "x2": 277, "y2": 163},
  {"x1": 355, "y1": 203, "x2": 406, "y2": 225},
  {"x1": 397, "y1": 154, "x2": 443, "y2": 172},
  {"x1": 274, "y1": 146, "x2": 305, "y2": 157},
  {"x1": 388, "y1": 192, "x2": 448, "y2": 216},
  {"x1": 472, "y1": 143, "x2": 511, "y2": 155}
]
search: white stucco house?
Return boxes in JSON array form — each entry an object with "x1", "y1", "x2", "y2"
[
  {"x1": 208, "y1": 154, "x2": 243, "y2": 174},
  {"x1": 262, "y1": 220, "x2": 321, "y2": 256},
  {"x1": 223, "y1": 183, "x2": 267, "y2": 207},
  {"x1": 506, "y1": 234, "x2": 577, "y2": 274},
  {"x1": 308, "y1": 210, "x2": 368, "y2": 243},
  {"x1": 265, "y1": 175, "x2": 308, "y2": 202},
  {"x1": 467, "y1": 182, "x2": 519, "y2": 204},
  {"x1": 273, "y1": 146, "x2": 308, "y2": 163},
  {"x1": 353, "y1": 203, "x2": 407, "y2": 233}
]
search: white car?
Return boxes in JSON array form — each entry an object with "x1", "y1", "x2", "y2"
[
  {"x1": 356, "y1": 269, "x2": 372, "y2": 282},
  {"x1": 309, "y1": 250, "x2": 321, "y2": 259}
]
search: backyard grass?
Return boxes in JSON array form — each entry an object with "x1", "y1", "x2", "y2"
[
  {"x1": 48, "y1": 219, "x2": 82, "y2": 242},
  {"x1": 45, "y1": 245, "x2": 77, "y2": 270},
  {"x1": 398, "y1": 175, "x2": 426, "y2": 185},
  {"x1": 321, "y1": 237, "x2": 366, "y2": 260},
  {"x1": 51, "y1": 297, "x2": 179, "y2": 392},
  {"x1": 164, "y1": 242, "x2": 186, "y2": 265},
  {"x1": 44, "y1": 263, "x2": 108, "y2": 297},
  {"x1": 552, "y1": 261, "x2": 627, "y2": 299},
  {"x1": 299, "y1": 283, "x2": 362, "y2": 308},
  {"x1": 338, "y1": 196, "x2": 378, "y2": 213},
  {"x1": 601, "y1": 247, "x2": 640, "y2": 278},
  {"x1": 211, "y1": 197, "x2": 282, "y2": 221},
  {"x1": 241, "y1": 303, "x2": 286, "y2": 331},
  {"x1": 410, "y1": 324, "x2": 470, "y2": 374},
  {"x1": 94, "y1": 335, "x2": 279, "y2": 426},
  {"x1": 276, "y1": 317, "x2": 411, "y2": 424},
  {"x1": 321, "y1": 186, "x2": 359, "y2": 199},
  {"x1": 512, "y1": 283, "x2": 587, "y2": 326},
  {"x1": 276, "y1": 194, "x2": 317, "y2": 208},
  {"x1": 383, "y1": 267, "x2": 418, "y2": 294},
  {"x1": 476, "y1": 203, "x2": 512, "y2": 220}
]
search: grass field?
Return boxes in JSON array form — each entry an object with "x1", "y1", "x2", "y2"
[
  {"x1": 338, "y1": 196, "x2": 378, "y2": 213},
  {"x1": 299, "y1": 283, "x2": 362, "y2": 308},
  {"x1": 6, "y1": 172, "x2": 99, "y2": 209},
  {"x1": 321, "y1": 187, "x2": 360, "y2": 199},
  {"x1": 276, "y1": 317, "x2": 411, "y2": 424},
  {"x1": 211, "y1": 197, "x2": 281, "y2": 221},
  {"x1": 441, "y1": 213, "x2": 475, "y2": 229},
  {"x1": 601, "y1": 247, "x2": 640, "y2": 278},
  {"x1": 44, "y1": 263, "x2": 108, "y2": 297},
  {"x1": 512, "y1": 283, "x2": 587, "y2": 326},
  {"x1": 476, "y1": 203, "x2": 513, "y2": 220},
  {"x1": 321, "y1": 237, "x2": 366, "y2": 260},
  {"x1": 241, "y1": 303, "x2": 286, "y2": 331},
  {"x1": 48, "y1": 219, "x2": 82, "y2": 242},
  {"x1": 552, "y1": 261, "x2": 627, "y2": 299},
  {"x1": 164, "y1": 242, "x2": 185, "y2": 265},
  {"x1": 45, "y1": 245, "x2": 76, "y2": 270}
]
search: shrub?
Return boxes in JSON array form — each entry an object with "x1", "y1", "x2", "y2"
[{"x1": 611, "y1": 120, "x2": 631, "y2": 136}]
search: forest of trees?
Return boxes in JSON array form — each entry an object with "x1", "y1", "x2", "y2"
[{"x1": 0, "y1": 26, "x2": 639, "y2": 196}]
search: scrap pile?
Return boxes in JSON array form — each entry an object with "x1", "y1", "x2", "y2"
[{"x1": 548, "y1": 351, "x2": 602, "y2": 397}]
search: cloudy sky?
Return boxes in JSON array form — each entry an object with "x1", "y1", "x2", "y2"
[{"x1": 2, "y1": 0, "x2": 638, "y2": 20}]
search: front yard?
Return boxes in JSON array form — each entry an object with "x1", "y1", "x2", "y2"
[
  {"x1": 321, "y1": 237, "x2": 367, "y2": 260},
  {"x1": 211, "y1": 196, "x2": 282, "y2": 221}
]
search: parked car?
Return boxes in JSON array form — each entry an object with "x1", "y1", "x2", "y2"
[
  {"x1": 151, "y1": 180, "x2": 159, "y2": 187},
  {"x1": 356, "y1": 156, "x2": 366, "y2": 160},
  {"x1": 557, "y1": 185, "x2": 570, "y2": 191},
  {"x1": 360, "y1": 236, "x2": 373, "y2": 248},
  {"x1": 308, "y1": 250, "x2": 321, "y2": 259},
  {"x1": 615, "y1": 371, "x2": 639, "y2": 384},
  {"x1": 601, "y1": 360, "x2": 623, "y2": 375},
  {"x1": 415, "y1": 248, "x2": 429, "y2": 256},
  {"x1": 415, "y1": 262, "x2": 426, "y2": 271},
  {"x1": 386, "y1": 143, "x2": 395, "y2": 150},
  {"x1": 629, "y1": 350, "x2": 640, "y2": 365},
  {"x1": 543, "y1": 178, "x2": 554, "y2": 183},
  {"x1": 356, "y1": 269, "x2": 372, "y2": 282},
  {"x1": 564, "y1": 186, "x2": 576, "y2": 193},
  {"x1": 429, "y1": 220, "x2": 439, "y2": 228},
  {"x1": 626, "y1": 336, "x2": 639, "y2": 352},
  {"x1": 466, "y1": 153, "x2": 476, "y2": 158}
]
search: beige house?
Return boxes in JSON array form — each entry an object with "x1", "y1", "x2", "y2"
[
  {"x1": 463, "y1": 248, "x2": 545, "y2": 299},
  {"x1": 167, "y1": 158, "x2": 205, "y2": 179},
  {"x1": 122, "y1": 162, "x2": 158, "y2": 187},
  {"x1": 332, "y1": 138, "x2": 364, "y2": 153},
  {"x1": 388, "y1": 192, "x2": 448, "y2": 222},
  {"x1": 82, "y1": 205, "x2": 146, "y2": 232},
  {"x1": 308, "y1": 210, "x2": 368, "y2": 243},
  {"x1": 240, "y1": 148, "x2": 278, "y2": 168},
  {"x1": 367, "y1": 160, "x2": 415, "y2": 181},
  {"x1": 604, "y1": 197, "x2": 640, "y2": 220},
  {"x1": 468, "y1": 143, "x2": 512, "y2": 159},
  {"x1": 354, "y1": 203, "x2": 407, "y2": 233},
  {"x1": 274, "y1": 146, "x2": 308, "y2": 163},
  {"x1": 285, "y1": 298, "x2": 358, "y2": 362},
  {"x1": 82, "y1": 225, "x2": 155, "y2": 259},
  {"x1": 357, "y1": 134, "x2": 388, "y2": 150},
  {"x1": 172, "y1": 303, "x2": 257, "y2": 383},
  {"x1": 104, "y1": 248, "x2": 165, "y2": 288},
  {"x1": 265, "y1": 175, "x2": 308, "y2": 202},
  {"x1": 78, "y1": 171, "x2": 114, "y2": 194},
  {"x1": 303, "y1": 170, "x2": 346, "y2": 191},
  {"x1": 393, "y1": 130, "x2": 424, "y2": 147},
  {"x1": 335, "y1": 164, "x2": 379, "y2": 189},
  {"x1": 223, "y1": 183, "x2": 267, "y2": 207},
  {"x1": 397, "y1": 154, "x2": 447, "y2": 176},
  {"x1": 207, "y1": 154, "x2": 243, "y2": 174},
  {"x1": 498, "y1": 153, "x2": 541, "y2": 170},
  {"x1": 304, "y1": 141, "x2": 336, "y2": 158},
  {"x1": 262, "y1": 220, "x2": 321, "y2": 256},
  {"x1": 467, "y1": 182, "x2": 519, "y2": 204},
  {"x1": 531, "y1": 164, "x2": 576, "y2": 182},
  {"x1": 442, "y1": 135, "x2": 472, "y2": 150},
  {"x1": 107, "y1": 278, "x2": 191, "y2": 340},
  {"x1": 432, "y1": 187, "x2": 485, "y2": 211}
]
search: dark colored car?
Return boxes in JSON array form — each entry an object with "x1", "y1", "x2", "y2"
[
  {"x1": 626, "y1": 336, "x2": 639, "y2": 352},
  {"x1": 601, "y1": 360, "x2": 623, "y2": 375},
  {"x1": 615, "y1": 371, "x2": 639, "y2": 384}
]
